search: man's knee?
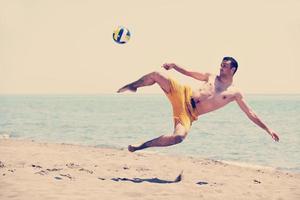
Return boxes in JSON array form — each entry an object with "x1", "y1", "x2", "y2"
[
  {"x1": 150, "y1": 71, "x2": 163, "y2": 80},
  {"x1": 149, "y1": 71, "x2": 170, "y2": 93},
  {"x1": 174, "y1": 135, "x2": 186, "y2": 144}
]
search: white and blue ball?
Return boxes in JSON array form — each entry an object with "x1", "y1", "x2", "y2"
[{"x1": 113, "y1": 26, "x2": 131, "y2": 44}]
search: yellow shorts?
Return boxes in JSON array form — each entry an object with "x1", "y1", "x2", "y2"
[{"x1": 166, "y1": 77, "x2": 198, "y2": 131}]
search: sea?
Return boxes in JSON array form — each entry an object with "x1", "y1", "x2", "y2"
[{"x1": 0, "y1": 94, "x2": 299, "y2": 173}]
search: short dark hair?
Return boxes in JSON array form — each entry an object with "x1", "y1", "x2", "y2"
[{"x1": 223, "y1": 57, "x2": 238, "y2": 74}]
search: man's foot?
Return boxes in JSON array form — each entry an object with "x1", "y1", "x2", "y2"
[
  {"x1": 117, "y1": 84, "x2": 137, "y2": 93},
  {"x1": 128, "y1": 145, "x2": 137, "y2": 152}
]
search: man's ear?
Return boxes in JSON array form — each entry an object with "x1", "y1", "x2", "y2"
[{"x1": 231, "y1": 67, "x2": 236, "y2": 74}]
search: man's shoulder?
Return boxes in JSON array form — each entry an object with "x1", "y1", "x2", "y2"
[
  {"x1": 232, "y1": 88, "x2": 244, "y2": 99},
  {"x1": 208, "y1": 73, "x2": 216, "y2": 77},
  {"x1": 207, "y1": 73, "x2": 216, "y2": 81},
  {"x1": 227, "y1": 85, "x2": 243, "y2": 97}
]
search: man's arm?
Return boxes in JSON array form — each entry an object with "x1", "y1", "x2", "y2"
[
  {"x1": 162, "y1": 63, "x2": 210, "y2": 81},
  {"x1": 235, "y1": 92, "x2": 279, "y2": 142}
]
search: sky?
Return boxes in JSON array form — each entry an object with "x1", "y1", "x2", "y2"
[{"x1": 1, "y1": 0, "x2": 300, "y2": 94}]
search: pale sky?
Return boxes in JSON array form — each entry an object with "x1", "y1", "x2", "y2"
[{"x1": 1, "y1": 0, "x2": 300, "y2": 94}]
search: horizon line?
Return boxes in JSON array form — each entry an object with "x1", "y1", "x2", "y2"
[{"x1": 0, "y1": 92, "x2": 300, "y2": 96}]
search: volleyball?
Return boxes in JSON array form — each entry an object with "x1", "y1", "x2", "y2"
[{"x1": 113, "y1": 26, "x2": 131, "y2": 44}]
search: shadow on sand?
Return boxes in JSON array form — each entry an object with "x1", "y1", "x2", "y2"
[{"x1": 111, "y1": 171, "x2": 183, "y2": 184}]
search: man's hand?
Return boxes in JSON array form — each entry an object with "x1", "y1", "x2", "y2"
[
  {"x1": 162, "y1": 63, "x2": 176, "y2": 70},
  {"x1": 269, "y1": 130, "x2": 280, "y2": 142},
  {"x1": 235, "y1": 94, "x2": 280, "y2": 143}
]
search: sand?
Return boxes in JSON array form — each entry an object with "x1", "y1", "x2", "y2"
[{"x1": 0, "y1": 138, "x2": 299, "y2": 200}]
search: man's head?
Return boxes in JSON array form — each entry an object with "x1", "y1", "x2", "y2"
[{"x1": 220, "y1": 57, "x2": 238, "y2": 76}]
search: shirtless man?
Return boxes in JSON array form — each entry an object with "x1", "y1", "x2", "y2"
[{"x1": 117, "y1": 57, "x2": 280, "y2": 152}]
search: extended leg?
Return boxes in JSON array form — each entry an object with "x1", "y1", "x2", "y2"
[
  {"x1": 128, "y1": 123, "x2": 187, "y2": 152},
  {"x1": 117, "y1": 71, "x2": 170, "y2": 93}
]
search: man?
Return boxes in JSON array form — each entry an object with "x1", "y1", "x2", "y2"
[{"x1": 117, "y1": 57, "x2": 280, "y2": 152}]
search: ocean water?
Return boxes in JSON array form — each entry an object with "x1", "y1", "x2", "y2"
[{"x1": 0, "y1": 94, "x2": 299, "y2": 172}]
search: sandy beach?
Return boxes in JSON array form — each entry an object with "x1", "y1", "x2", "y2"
[{"x1": 0, "y1": 138, "x2": 299, "y2": 200}]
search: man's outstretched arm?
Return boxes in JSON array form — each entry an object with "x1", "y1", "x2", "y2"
[
  {"x1": 235, "y1": 92, "x2": 280, "y2": 142},
  {"x1": 162, "y1": 63, "x2": 210, "y2": 81}
]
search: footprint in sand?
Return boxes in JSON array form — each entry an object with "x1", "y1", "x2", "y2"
[
  {"x1": 46, "y1": 168, "x2": 63, "y2": 172},
  {"x1": 253, "y1": 179, "x2": 261, "y2": 184},
  {"x1": 196, "y1": 181, "x2": 208, "y2": 186},
  {"x1": 66, "y1": 162, "x2": 80, "y2": 169},
  {"x1": 123, "y1": 166, "x2": 130, "y2": 170},
  {"x1": 31, "y1": 164, "x2": 42, "y2": 169},
  {"x1": 79, "y1": 168, "x2": 93, "y2": 174},
  {"x1": 59, "y1": 173, "x2": 73, "y2": 180},
  {"x1": 0, "y1": 161, "x2": 5, "y2": 168},
  {"x1": 35, "y1": 170, "x2": 48, "y2": 175},
  {"x1": 136, "y1": 167, "x2": 150, "y2": 172}
]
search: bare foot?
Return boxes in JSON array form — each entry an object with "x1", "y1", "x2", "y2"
[
  {"x1": 128, "y1": 145, "x2": 137, "y2": 152},
  {"x1": 117, "y1": 84, "x2": 137, "y2": 93}
]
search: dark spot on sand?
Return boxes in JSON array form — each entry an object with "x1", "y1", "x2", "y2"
[
  {"x1": 254, "y1": 179, "x2": 261, "y2": 184},
  {"x1": 60, "y1": 173, "x2": 73, "y2": 180},
  {"x1": 35, "y1": 170, "x2": 48, "y2": 175},
  {"x1": 46, "y1": 168, "x2": 63, "y2": 172},
  {"x1": 223, "y1": 96, "x2": 227, "y2": 99},
  {"x1": 98, "y1": 177, "x2": 106, "y2": 180},
  {"x1": 123, "y1": 166, "x2": 129, "y2": 170},
  {"x1": 79, "y1": 168, "x2": 93, "y2": 174},
  {"x1": 66, "y1": 163, "x2": 80, "y2": 169},
  {"x1": 212, "y1": 160, "x2": 223, "y2": 165},
  {"x1": 136, "y1": 167, "x2": 150, "y2": 172},
  {"x1": 31, "y1": 164, "x2": 42, "y2": 168},
  {"x1": 196, "y1": 181, "x2": 208, "y2": 185}
]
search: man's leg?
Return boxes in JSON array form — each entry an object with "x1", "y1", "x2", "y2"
[
  {"x1": 117, "y1": 71, "x2": 171, "y2": 94},
  {"x1": 128, "y1": 123, "x2": 187, "y2": 152}
]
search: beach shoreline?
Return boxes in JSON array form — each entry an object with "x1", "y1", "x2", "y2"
[{"x1": 0, "y1": 138, "x2": 299, "y2": 200}]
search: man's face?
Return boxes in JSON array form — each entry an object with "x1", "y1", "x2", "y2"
[{"x1": 220, "y1": 60, "x2": 232, "y2": 76}]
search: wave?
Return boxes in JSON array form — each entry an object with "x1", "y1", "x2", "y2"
[{"x1": 0, "y1": 133, "x2": 10, "y2": 139}]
